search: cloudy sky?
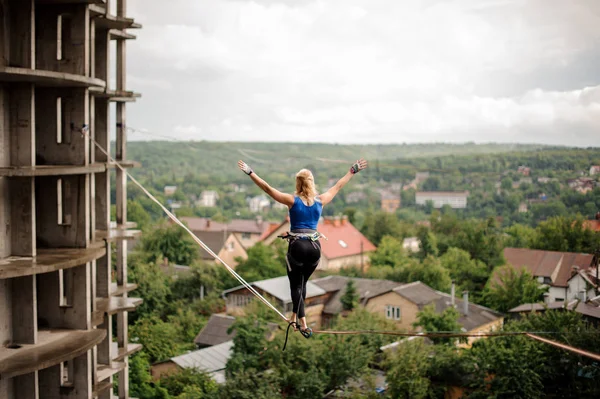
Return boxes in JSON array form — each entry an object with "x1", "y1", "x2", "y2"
[{"x1": 123, "y1": 0, "x2": 600, "y2": 146}]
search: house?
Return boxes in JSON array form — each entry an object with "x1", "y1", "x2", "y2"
[
  {"x1": 261, "y1": 216, "x2": 377, "y2": 271},
  {"x1": 518, "y1": 166, "x2": 531, "y2": 176},
  {"x1": 311, "y1": 276, "x2": 503, "y2": 347},
  {"x1": 415, "y1": 191, "x2": 468, "y2": 209},
  {"x1": 152, "y1": 341, "x2": 233, "y2": 383},
  {"x1": 508, "y1": 297, "x2": 600, "y2": 326},
  {"x1": 184, "y1": 229, "x2": 247, "y2": 266},
  {"x1": 500, "y1": 248, "x2": 597, "y2": 303},
  {"x1": 402, "y1": 237, "x2": 421, "y2": 253},
  {"x1": 518, "y1": 202, "x2": 529, "y2": 213},
  {"x1": 346, "y1": 191, "x2": 367, "y2": 204},
  {"x1": 197, "y1": 190, "x2": 219, "y2": 208},
  {"x1": 194, "y1": 314, "x2": 279, "y2": 349},
  {"x1": 222, "y1": 275, "x2": 328, "y2": 327},
  {"x1": 248, "y1": 195, "x2": 270, "y2": 213},
  {"x1": 380, "y1": 190, "x2": 401, "y2": 213},
  {"x1": 590, "y1": 166, "x2": 600, "y2": 176},
  {"x1": 567, "y1": 177, "x2": 596, "y2": 194},
  {"x1": 164, "y1": 185, "x2": 177, "y2": 196},
  {"x1": 583, "y1": 213, "x2": 600, "y2": 232},
  {"x1": 181, "y1": 216, "x2": 273, "y2": 250}
]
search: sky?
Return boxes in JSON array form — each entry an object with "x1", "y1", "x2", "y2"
[{"x1": 123, "y1": 0, "x2": 600, "y2": 146}]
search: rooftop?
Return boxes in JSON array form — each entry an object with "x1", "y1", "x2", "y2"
[
  {"x1": 171, "y1": 341, "x2": 234, "y2": 384},
  {"x1": 223, "y1": 275, "x2": 326, "y2": 304}
]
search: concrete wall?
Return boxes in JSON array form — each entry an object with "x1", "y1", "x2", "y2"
[
  {"x1": 0, "y1": 86, "x2": 10, "y2": 258},
  {"x1": 319, "y1": 253, "x2": 372, "y2": 272},
  {"x1": 366, "y1": 291, "x2": 420, "y2": 331},
  {"x1": 151, "y1": 361, "x2": 179, "y2": 381},
  {"x1": 459, "y1": 318, "x2": 504, "y2": 349}
]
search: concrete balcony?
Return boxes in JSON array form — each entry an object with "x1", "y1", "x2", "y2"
[
  {"x1": 0, "y1": 67, "x2": 105, "y2": 88},
  {"x1": 0, "y1": 329, "x2": 106, "y2": 380}
]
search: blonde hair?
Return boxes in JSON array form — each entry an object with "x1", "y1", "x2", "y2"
[{"x1": 295, "y1": 169, "x2": 317, "y2": 206}]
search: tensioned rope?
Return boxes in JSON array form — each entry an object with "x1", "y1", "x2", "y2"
[
  {"x1": 81, "y1": 127, "x2": 600, "y2": 361},
  {"x1": 81, "y1": 126, "x2": 288, "y2": 323}
]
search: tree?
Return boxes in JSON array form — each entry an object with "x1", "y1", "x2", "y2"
[
  {"x1": 417, "y1": 228, "x2": 439, "y2": 259},
  {"x1": 385, "y1": 340, "x2": 431, "y2": 399},
  {"x1": 234, "y1": 243, "x2": 285, "y2": 282},
  {"x1": 404, "y1": 256, "x2": 452, "y2": 292},
  {"x1": 341, "y1": 280, "x2": 359, "y2": 311},
  {"x1": 413, "y1": 304, "x2": 463, "y2": 345},
  {"x1": 127, "y1": 199, "x2": 152, "y2": 230},
  {"x1": 129, "y1": 352, "x2": 170, "y2": 399},
  {"x1": 439, "y1": 247, "x2": 489, "y2": 300},
  {"x1": 369, "y1": 235, "x2": 405, "y2": 269},
  {"x1": 128, "y1": 257, "x2": 171, "y2": 320},
  {"x1": 160, "y1": 368, "x2": 218, "y2": 398},
  {"x1": 482, "y1": 267, "x2": 548, "y2": 312},
  {"x1": 504, "y1": 223, "x2": 538, "y2": 248},
  {"x1": 533, "y1": 216, "x2": 600, "y2": 253},
  {"x1": 361, "y1": 211, "x2": 405, "y2": 246},
  {"x1": 422, "y1": 176, "x2": 441, "y2": 191},
  {"x1": 226, "y1": 315, "x2": 269, "y2": 376},
  {"x1": 141, "y1": 221, "x2": 199, "y2": 265},
  {"x1": 130, "y1": 315, "x2": 181, "y2": 363}
]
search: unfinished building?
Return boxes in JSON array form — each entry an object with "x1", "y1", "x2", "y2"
[{"x1": 0, "y1": 0, "x2": 142, "y2": 398}]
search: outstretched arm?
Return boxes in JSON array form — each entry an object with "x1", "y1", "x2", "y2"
[
  {"x1": 319, "y1": 158, "x2": 368, "y2": 206},
  {"x1": 238, "y1": 160, "x2": 295, "y2": 208}
]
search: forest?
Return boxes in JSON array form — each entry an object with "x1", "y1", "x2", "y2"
[{"x1": 115, "y1": 142, "x2": 600, "y2": 398}]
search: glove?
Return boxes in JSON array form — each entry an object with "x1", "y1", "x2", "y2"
[
  {"x1": 350, "y1": 158, "x2": 368, "y2": 174},
  {"x1": 238, "y1": 160, "x2": 253, "y2": 175}
]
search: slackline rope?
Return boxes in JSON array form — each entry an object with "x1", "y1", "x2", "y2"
[
  {"x1": 81, "y1": 127, "x2": 600, "y2": 361},
  {"x1": 80, "y1": 126, "x2": 288, "y2": 322}
]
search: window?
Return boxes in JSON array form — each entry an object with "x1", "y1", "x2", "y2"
[
  {"x1": 338, "y1": 240, "x2": 348, "y2": 248},
  {"x1": 241, "y1": 233, "x2": 251, "y2": 240},
  {"x1": 227, "y1": 241, "x2": 234, "y2": 251},
  {"x1": 59, "y1": 269, "x2": 73, "y2": 307},
  {"x1": 57, "y1": 179, "x2": 71, "y2": 225},
  {"x1": 57, "y1": 14, "x2": 71, "y2": 61},
  {"x1": 56, "y1": 98, "x2": 62, "y2": 143},
  {"x1": 60, "y1": 361, "x2": 74, "y2": 387},
  {"x1": 385, "y1": 305, "x2": 401, "y2": 320},
  {"x1": 543, "y1": 277, "x2": 552, "y2": 285}
]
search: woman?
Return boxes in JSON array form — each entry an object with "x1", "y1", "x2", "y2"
[{"x1": 238, "y1": 158, "x2": 368, "y2": 337}]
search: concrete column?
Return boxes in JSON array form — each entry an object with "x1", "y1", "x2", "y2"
[
  {"x1": 11, "y1": 275, "x2": 37, "y2": 344},
  {"x1": 94, "y1": 31, "x2": 110, "y2": 84},
  {"x1": 37, "y1": 363, "x2": 60, "y2": 398},
  {"x1": 96, "y1": 247, "x2": 111, "y2": 298},
  {"x1": 115, "y1": 241, "x2": 127, "y2": 286},
  {"x1": 8, "y1": 0, "x2": 35, "y2": 68},
  {"x1": 97, "y1": 314, "x2": 112, "y2": 366},
  {"x1": 117, "y1": 357, "x2": 129, "y2": 399}
]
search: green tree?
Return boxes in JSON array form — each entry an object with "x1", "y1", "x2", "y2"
[
  {"x1": 439, "y1": 247, "x2": 489, "y2": 300},
  {"x1": 369, "y1": 235, "x2": 405, "y2": 268},
  {"x1": 226, "y1": 315, "x2": 269, "y2": 375},
  {"x1": 128, "y1": 257, "x2": 171, "y2": 320},
  {"x1": 129, "y1": 352, "x2": 170, "y2": 399},
  {"x1": 361, "y1": 211, "x2": 404, "y2": 245},
  {"x1": 413, "y1": 304, "x2": 463, "y2": 345},
  {"x1": 417, "y1": 228, "x2": 439, "y2": 259},
  {"x1": 160, "y1": 368, "x2": 218, "y2": 398},
  {"x1": 130, "y1": 315, "x2": 181, "y2": 363},
  {"x1": 218, "y1": 370, "x2": 281, "y2": 399},
  {"x1": 340, "y1": 280, "x2": 359, "y2": 311},
  {"x1": 234, "y1": 243, "x2": 285, "y2": 282},
  {"x1": 504, "y1": 223, "x2": 538, "y2": 248},
  {"x1": 404, "y1": 256, "x2": 452, "y2": 292},
  {"x1": 533, "y1": 216, "x2": 600, "y2": 253},
  {"x1": 482, "y1": 267, "x2": 547, "y2": 312},
  {"x1": 141, "y1": 221, "x2": 199, "y2": 265},
  {"x1": 127, "y1": 199, "x2": 152, "y2": 230},
  {"x1": 385, "y1": 340, "x2": 431, "y2": 399}
]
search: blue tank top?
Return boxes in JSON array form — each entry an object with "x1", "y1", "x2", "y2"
[{"x1": 289, "y1": 196, "x2": 323, "y2": 230}]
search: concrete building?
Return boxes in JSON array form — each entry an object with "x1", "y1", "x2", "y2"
[
  {"x1": 197, "y1": 190, "x2": 219, "y2": 208},
  {"x1": 415, "y1": 191, "x2": 468, "y2": 209},
  {"x1": 0, "y1": 2, "x2": 142, "y2": 398}
]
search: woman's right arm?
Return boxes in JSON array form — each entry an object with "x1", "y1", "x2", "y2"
[
  {"x1": 319, "y1": 159, "x2": 368, "y2": 206},
  {"x1": 238, "y1": 160, "x2": 295, "y2": 208}
]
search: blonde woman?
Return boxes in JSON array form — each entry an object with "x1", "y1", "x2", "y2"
[{"x1": 238, "y1": 158, "x2": 368, "y2": 337}]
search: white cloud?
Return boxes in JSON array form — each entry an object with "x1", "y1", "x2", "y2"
[{"x1": 126, "y1": 0, "x2": 600, "y2": 146}]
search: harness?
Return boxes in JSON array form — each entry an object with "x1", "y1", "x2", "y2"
[{"x1": 277, "y1": 231, "x2": 327, "y2": 242}]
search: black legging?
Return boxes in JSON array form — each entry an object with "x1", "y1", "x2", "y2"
[{"x1": 286, "y1": 238, "x2": 321, "y2": 319}]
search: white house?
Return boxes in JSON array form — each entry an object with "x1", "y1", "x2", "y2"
[
  {"x1": 590, "y1": 166, "x2": 600, "y2": 176},
  {"x1": 197, "y1": 190, "x2": 219, "y2": 208},
  {"x1": 415, "y1": 191, "x2": 468, "y2": 209},
  {"x1": 164, "y1": 185, "x2": 177, "y2": 196},
  {"x1": 248, "y1": 195, "x2": 270, "y2": 213}
]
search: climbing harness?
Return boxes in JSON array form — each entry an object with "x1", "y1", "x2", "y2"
[{"x1": 278, "y1": 231, "x2": 327, "y2": 242}]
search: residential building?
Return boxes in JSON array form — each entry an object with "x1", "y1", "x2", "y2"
[
  {"x1": 509, "y1": 298, "x2": 600, "y2": 326},
  {"x1": 415, "y1": 191, "x2": 468, "y2": 209},
  {"x1": 181, "y1": 216, "x2": 272, "y2": 250},
  {"x1": 380, "y1": 190, "x2": 401, "y2": 213},
  {"x1": 262, "y1": 216, "x2": 377, "y2": 271},
  {"x1": 0, "y1": 2, "x2": 142, "y2": 398},
  {"x1": 590, "y1": 166, "x2": 600, "y2": 176},
  {"x1": 567, "y1": 177, "x2": 596, "y2": 194},
  {"x1": 152, "y1": 341, "x2": 233, "y2": 383},
  {"x1": 346, "y1": 191, "x2": 367, "y2": 204},
  {"x1": 222, "y1": 276, "x2": 328, "y2": 327},
  {"x1": 164, "y1": 185, "x2": 177, "y2": 196},
  {"x1": 222, "y1": 276, "x2": 504, "y2": 346},
  {"x1": 518, "y1": 202, "x2": 529, "y2": 213},
  {"x1": 197, "y1": 190, "x2": 219, "y2": 208},
  {"x1": 248, "y1": 194, "x2": 270, "y2": 213},
  {"x1": 501, "y1": 248, "x2": 597, "y2": 303},
  {"x1": 193, "y1": 314, "x2": 279, "y2": 349},
  {"x1": 583, "y1": 213, "x2": 600, "y2": 232},
  {"x1": 518, "y1": 166, "x2": 531, "y2": 176},
  {"x1": 402, "y1": 237, "x2": 421, "y2": 253}
]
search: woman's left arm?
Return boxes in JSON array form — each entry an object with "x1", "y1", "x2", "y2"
[{"x1": 238, "y1": 160, "x2": 295, "y2": 208}]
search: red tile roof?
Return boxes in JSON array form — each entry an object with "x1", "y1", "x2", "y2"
[
  {"x1": 503, "y1": 247, "x2": 595, "y2": 287},
  {"x1": 316, "y1": 219, "x2": 376, "y2": 260},
  {"x1": 583, "y1": 220, "x2": 600, "y2": 232},
  {"x1": 180, "y1": 217, "x2": 272, "y2": 235}
]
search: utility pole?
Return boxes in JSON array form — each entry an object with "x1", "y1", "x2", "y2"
[{"x1": 595, "y1": 248, "x2": 600, "y2": 297}]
